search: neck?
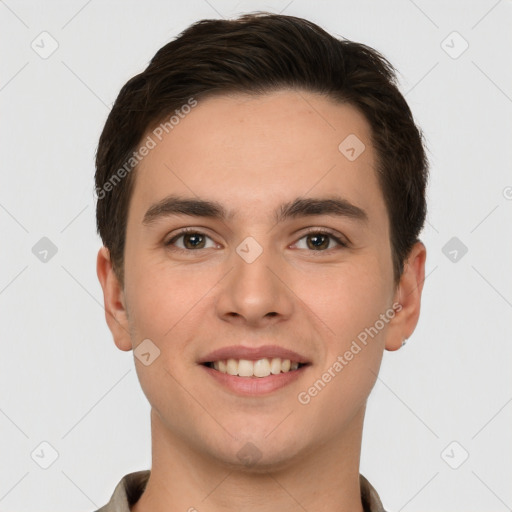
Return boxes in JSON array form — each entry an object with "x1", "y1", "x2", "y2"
[{"x1": 132, "y1": 407, "x2": 366, "y2": 512}]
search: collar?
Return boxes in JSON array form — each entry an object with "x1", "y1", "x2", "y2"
[{"x1": 96, "y1": 470, "x2": 387, "y2": 512}]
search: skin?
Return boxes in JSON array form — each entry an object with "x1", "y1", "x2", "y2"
[{"x1": 97, "y1": 89, "x2": 426, "y2": 512}]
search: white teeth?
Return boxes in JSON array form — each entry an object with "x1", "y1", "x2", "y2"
[
  {"x1": 238, "y1": 359, "x2": 254, "y2": 377},
  {"x1": 208, "y1": 357, "x2": 303, "y2": 378},
  {"x1": 226, "y1": 358, "x2": 238, "y2": 376},
  {"x1": 270, "y1": 357, "x2": 282, "y2": 375},
  {"x1": 253, "y1": 358, "x2": 271, "y2": 377}
]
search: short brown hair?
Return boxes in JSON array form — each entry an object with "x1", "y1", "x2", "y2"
[{"x1": 95, "y1": 12, "x2": 429, "y2": 287}]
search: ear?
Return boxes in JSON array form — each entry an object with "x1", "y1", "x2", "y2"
[
  {"x1": 385, "y1": 241, "x2": 427, "y2": 351},
  {"x1": 96, "y1": 246, "x2": 133, "y2": 351}
]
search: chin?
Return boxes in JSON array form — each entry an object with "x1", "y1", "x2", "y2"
[
  {"x1": 206, "y1": 433, "x2": 308, "y2": 474},
  {"x1": 220, "y1": 447, "x2": 303, "y2": 474}
]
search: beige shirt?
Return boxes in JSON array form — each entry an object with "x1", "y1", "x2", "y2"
[{"x1": 95, "y1": 470, "x2": 387, "y2": 511}]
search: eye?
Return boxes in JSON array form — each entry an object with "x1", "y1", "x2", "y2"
[
  {"x1": 293, "y1": 231, "x2": 348, "y2": 251},
  {"x1": 166, "y1": 230, "x2": 217, "y2": 250}
]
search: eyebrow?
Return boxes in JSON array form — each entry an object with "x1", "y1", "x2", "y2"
[{"x1": 142, "y1": 195, "x2": 369, "y2": 226}]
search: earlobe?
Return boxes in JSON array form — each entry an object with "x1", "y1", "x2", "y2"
[
  {"x1": 385, "y1": 241, "x2": 427, "y2": 352},
  {"x1": 96, "y1": 247, "x2": 133, "y2": 352}
]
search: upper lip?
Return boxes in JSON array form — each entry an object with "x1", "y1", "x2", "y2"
[{"x1": 198, "y1": 345, "x2": 310, "y2": 364}]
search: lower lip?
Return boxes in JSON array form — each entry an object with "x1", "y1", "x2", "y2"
[{"x1": 201, "y1": 364, "x2": 308, "y2": 395}]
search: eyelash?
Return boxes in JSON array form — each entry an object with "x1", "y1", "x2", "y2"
[
  {"x1": 164, "y1": 227, "x2": 349, "y2": 251},
  {"x1": 294, "y1": 228, "x2": 349, "y2": 250},
  {"x1": 165, "y1": 227, "x2": 218, "y2": 250}
]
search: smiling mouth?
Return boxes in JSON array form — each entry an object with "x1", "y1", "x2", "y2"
[{"x1": 202, "y1": 358, "x2": 309, "y2": 378}]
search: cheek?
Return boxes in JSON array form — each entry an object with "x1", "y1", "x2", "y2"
[
  {"x1": 295, "y1": 257, "x2": 390, "y2": 346},
  {"x1": 124, "y1": 256, "x2": 227, "y2": 355},
  {"x1": 295, "y1": 270, "x2": 387, "y2": 422},
  {"x1": 125, "y1": 251, "x2": 191, "y2": 325},
  {"x1": 125, "y1": 270, "x2": 171, "y2": 338},
  {"x1": 291, "y1": 255, "x2": 391, "y2": 410}
]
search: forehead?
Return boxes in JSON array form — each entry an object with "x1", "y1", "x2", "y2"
[{"x1": 131, "y1": 89, "x2": 385, "y2": 225}]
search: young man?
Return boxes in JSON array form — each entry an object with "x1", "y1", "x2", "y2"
[{"x1": 95, "y1": 12, "x2": 428, "y2": 512}]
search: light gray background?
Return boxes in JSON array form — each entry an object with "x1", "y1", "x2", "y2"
[{"x1": 1, "y1": 1, "x2": 511, "y2": 510}]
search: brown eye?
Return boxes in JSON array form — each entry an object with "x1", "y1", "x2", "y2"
[
  {"x1": 306, "y1": 234, "x2": 330, "y2": 250},
  {"x1": 166, "y1": 231, "x2": 217, "y2": 250},
  {"x1": 182, "y1": 233, "x2": 206, "y2": 249},
  {"x1": 293, "y1": 231, "x2": 348, "y2": 251}
]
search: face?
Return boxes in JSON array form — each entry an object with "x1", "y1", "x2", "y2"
[{"x1": 99, "y1": 89, "x2": 420, "y2": 470}]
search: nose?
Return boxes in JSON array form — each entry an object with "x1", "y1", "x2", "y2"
[{"x1": 215, "y1": 248, "x2": 294, "y2": 328}]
